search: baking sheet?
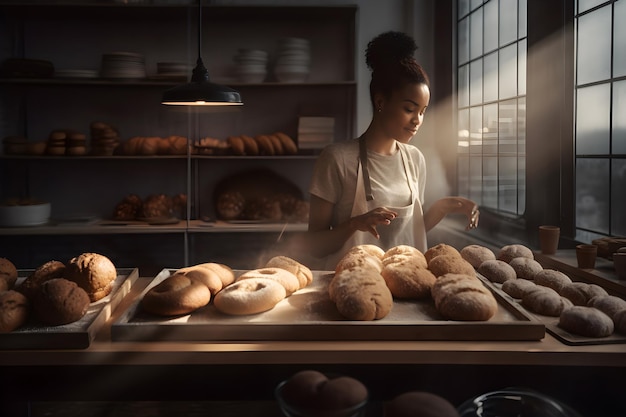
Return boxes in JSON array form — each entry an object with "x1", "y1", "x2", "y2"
[
  {"x1": 111, "y1": 269, "x2": 545, "y2": 342},
  {"x1": 0, "y1": 268, "x2": 139, "y2": 350},
  {"x1": 482, "y1": 278, "x2": 626, "y2": 346}
]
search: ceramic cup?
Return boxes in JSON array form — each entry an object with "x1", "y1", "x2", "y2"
[
  {"x1": 538, "y1": 225, "x2": 560, "y2": 255},
  {"x1": 613, "y1": 252, "x2": 626, "y2": 280},
  {"x1": 576, "y1": 244, "x2": 597, "y2": 269}
]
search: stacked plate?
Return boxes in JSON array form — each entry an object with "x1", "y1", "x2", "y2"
[
  {"x1": 55, "y1": 69, "x2": 99, "y2": 79},
  {"x1": 274, "y1": 37, "x2": 310, "y2": 83},
  {"x1": 152, "y1": 61, "x2": 189, "y2": 80},
  {"x1": 100, "y1": 52, "x2": 146, "y2": 80},
  {"x1": 233, "y1": 49, "x2": 268, "y2": 83}
]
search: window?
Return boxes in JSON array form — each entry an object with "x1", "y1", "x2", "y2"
[
  {"x1": 456, "y1": 0, "x2": 527, "y2": 216},
  {"x1": 574, "y1": 0, "x2": 626, "y2": 242}
]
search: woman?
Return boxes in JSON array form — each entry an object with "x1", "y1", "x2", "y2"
[{"x1": 305, "y1": 31, "x2": 479, "y2": 268}]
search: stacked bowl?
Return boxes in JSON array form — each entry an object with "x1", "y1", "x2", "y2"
[
  {"x1": 274, "y1": 37, "x2": 311, "y2": 83},
  {"x1": 233, "y1": 49, "x2": 268, "y2": 83},
  {"x1": 100, "y1": 52, "x2": 146, "y2": 80}
]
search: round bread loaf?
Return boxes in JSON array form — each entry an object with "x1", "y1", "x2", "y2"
[
  {"x1": 560, "y1": 282, "x2": 608, "y2": 306},
  {"x1": 197, "y1": 263, "x2": 235, "y2": 288},
  {"x1": 460, "y1": 244, "x2": 496, "y2": 269},
  {"x1": 280, "y1": 370, "x2": 328, "y2": 409},
  {"x1": 328, "y1": 266, "x2": 393, "y2": 320},
  {"x1": 0, "y1": 290, "x2": 30, "y2": 333},
  {"x1": 381, "y1": 259, "x2": 436, "y2": 299},
  {"x1": 428, "y1": 254, "x2": 475, "y2": 278},
  {"x1": 477, "y1": 259, "x2": 516, "y2": 284},
  {"x1": 497, "y1": 244, "x2": 534, "y2": 263},
  {"x1": 176, "y1": 265, "x2": 223, "y2": 295},
  {"x1": 534, "y1": 269, "x2": 572, "y2": 292},
  {"x1": 265, "y1": 255, "x2": 313, "y2": 289},
  {"x1": 214, "y1": 277, "x2": 286, "y2": 315},
  {"x1": 587, "y1": 295, "x2": 626, "y2": 320},
  {"x1": 316, "y1": 376, "x2": 369, "y2": 410},
  {"x1": 349, "y1": 244, "x2": 384, "y2": 259},
  {"x1": 18, "y1": 260, "x2": 66, "y2": 301},
  {"x1": 0, "y1": 258, "x2": 18, "y2": 291},
  {"x1": 385, "y1": 391, "x2": 460, "y2": 417},
  {"x1": 614, "y1": 309, "x2": 626, "y2": 335},
  {"x1": 335, "y1": 250, "x2": 383, "y2": 275},
  {"x1": 33, "y1": 278, "x2": 90, "y2": 325},
  {"x1": 424, "y1": 243, "x2": 461, "y2": 264},
  {"x1": 237, "y1": 267, "x2": 300, "y2": 296},
  {"x1": 65, "y1": 253, "x2": 117, "y2": 302},
  {"x1": 509, "y1": 257, "x2": 543, "y2": 280},
  {"x1": 558, "y1": 306, "x2": 614, "y2": 338},
  {"x1": 141, "y1": 273, "x2": 211, "y2": 316},
  {"x1": 384, "y1": 245, "x2": 426, "y2": 265},
  {"x1": 521, "y1": 286, "x2": 573, "y2": 317},
  {"x1": 431, "y1": 273, "x2": 498, "y2": 321},
  {"x1": 501, "y1": 278, "x2": 537, "y2": 299}
]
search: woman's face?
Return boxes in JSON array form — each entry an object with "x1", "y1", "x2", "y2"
[{"x1": 377, "y1": 82, "x2": 430, "y2": 144}]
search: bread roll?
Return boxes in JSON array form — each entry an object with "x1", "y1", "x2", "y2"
[
  {"x1": 65, "y1": 252, "x2": 117, "y2": 302},
  {"x1": 431, "y1": 273, "x2": 498, "y2": 321},
  {"x1": 497, "y1": 244, "x2": 533, "y2": 263},
  {"x1": 214, "y1": 277, "x2": 286, "y2": 315},
  {"x1": 265, "y1": 255, "x2": 313, "y2": 289},
  {"x1": 329, "y1": 267, "x2": 393, "y2": 320},
  {"x1": 0, "y1": 258, "x2": 18, "y2": 291},
  {"x1": 501, "y1": 278, "x2": 537, "y2": 299},
  {"x1": 385, "y1": 391, "x2": 459, "y2": 417},
  {"x1": 141, "y1": 273, "x2": 211, "y2": 316},
  {"x1": 381, "y1": 259, "x2": 436, "y2": 299},
  {"x1": 427, "y1": 254, "x2": 475, "y2": 278},
  {"x1": 460, "y1": 244, "x2": 496, "y2": 269},
  {"x1": 587, "y1": 295, "x2": 626, "y2": 320},
  {"x1": 560, "y1": 282, "x2": 608, "y2": 306},
  {"x1": 509, "y1": 257, "x2": 543, "y2": 280},
  {"x1": 384, "y1": 245, "x2": 427, "y2": 267},
  {"x1": 335, "y1": 250, "x2": 383, "y2": 275},
  {"x1": 521, "y1": 286, "x2": 573, "y2": 317},
  {"x1": 477, "y1": 259, "x2": 516, "y2": 284},
  {"x1": 33, "y1": 278, "x2": 90, "y2": 325},
  {"x1": 614, "y1": 309, "x2": 626, "y2": 335},
  {"x1": 237, "y1": 267, "x2": 300, "y2": 296},
  {"x1": 534, "y1": 269, "x2": 572, "y2": 292},
  {"x1": 0, "y1": 290, "x2": 30, "y2": 333},
  {"x1": 18, "y1": 260, "x2": 66, "y2": 301},
  {"x1": 424, "y1": 243, "x2": 461, "y2": 263},
  {"x1": 176, "y1": 265, "x2": 223, "y2": 295},
  {"x1": 558, "y1": 306, "x2": 614, "y2": 338}
]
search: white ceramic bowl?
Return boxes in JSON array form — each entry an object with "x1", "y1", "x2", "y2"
[{"x1": 0, "y1": 202, "x2": 51, "y2": 227}]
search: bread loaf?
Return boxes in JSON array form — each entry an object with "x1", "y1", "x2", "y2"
[
  {"x1": 424, "y1": 243, "x2": 460, "y2": 263},
  {"x1": 558, "y1": 306, "x2": 614, "y2": 338},
  {"x1": 428, "y1": 254, "x2": 475, "y2": 278},
  {"x1": 460, "y1": 244, "x2": 496, "y2": 269},
  {"x1": 431, "y1": 273, "x2": 497, "y2": 321},
  {"x1": 497, "y1": 244, "x2": 533, "y2": 263},
  {"x1": 509, "y1": 257, "x2": 543, "y2": 280},
  {"x1": 534, "y1": 269, "x2": 572, "y2": 292},
  {"x1": 521, "y1": 286, "x2": 573, "y2": 317},
  {"x1": 477, "y1": 259, "x2": 516, "y2": 283},
  {"x1": 328, "y1": 267, "x2": 393, "y2": 320},
  {"x1": 65, "y1": 252, "x2": 117, "y2": 302}
]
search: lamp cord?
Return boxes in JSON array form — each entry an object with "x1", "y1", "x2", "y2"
[{"x1": 197, "y1": 0, "x2": 202, "y2": 61}]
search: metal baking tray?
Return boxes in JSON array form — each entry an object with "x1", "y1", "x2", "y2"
[
  {"x1": 111, "y1": 269, "x2": 545, "y2": 342},
  {"x1": 0, "y1": 268, "x2": 139, "y2": 350}
]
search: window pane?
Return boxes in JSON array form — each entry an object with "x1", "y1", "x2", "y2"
[
  {"x1": 499, "y1": 156, "x2": 518, "y2": 213},
  {"x1": 470, "y1": 106, "x2": 483, "y2": 154},
  {"x1": 576, "y1": 158, "x2": 610, "y2": 234},
  {"x1": 576, "y1": 84, "x2": 610, "y2": 155},
  {"x1": 577, "y1": 6, "x2": 611, "y2": 85},
  {"x1": 484, "y1": 0, "x2": 498, "y2": 53},
  {"x1": 518, "y1": 39, "x2": 526, "y2": 95},
  {"x1": 470, "y1": 60, "x2": 483, "y2": 105},
  {"x1": 469, "y1": 156, "x2": 483, "y2": 202},
  {"x1": 499, "y1": 99, "x2": 517, "y2": 155},
  {"x1": 458, "y1": 156, "x2": 470, "y2": 197},
  {"x1": 459, "y1": 0, "x2": 470, "y2": 18},
  {"x1": 615, "y1": 0, "x2": 626, "y2": 77},
  {"x1": 483, "y1": 103, "x2": 498, "y2": 154},
  {"x1": 483, "y1": 156, "x2": 498, "y2": 209},
  {"x1": 484, "y1": 52, "x2": 498, "y2": 102},
  {"x1": 458, "y1": 17, "x2": 470, "y2": 65},
  {"x1": 458, "y1": 108, "x2": 470, "y2": 154},
  {"x1": 518, "y1": 155, "x2": 526, "y2": 214},
  {"x1": 458, "y1": 64, "x2": 470, "y2": 107},
  {"x1": 471, "y1": 0, "x2": 484, "y2": 12},
  {"x1": 517, "y1": 97, "x2": 526, "y2": 155},
  {"x1": 519, "y1": 0, "x2": 527, "y2": 38},
  {"x1": 578, "y1": 0, "x2": 607, "y2": 14},
  {"x1": 614, "y1": 80, "x2": 626, "y2": 154},
  {"x1": 500, "y1": 0, "x2": 518, "y2": 46},
  {"x1": 612, "y1": 159, "x2": 626, "y2": 236},
  {"x1": 499, "y1": 44, "x2": 517, "y2": 99},
  {"x1": 470, "y1": 9, "x2": 483, "y2": 60}
]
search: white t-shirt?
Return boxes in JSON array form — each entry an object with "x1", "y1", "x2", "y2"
[{"x1": 309, "y1": 138, "x2": 427, "y2": 228}]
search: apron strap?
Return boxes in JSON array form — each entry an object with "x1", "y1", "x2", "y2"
[{"x1": 358, "y1": 136, "x2": 374, "y2": 201}]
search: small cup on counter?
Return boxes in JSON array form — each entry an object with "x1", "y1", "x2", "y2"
[
  {"x1": 576, "y1": 244, "x2": 597, "y2": 269},
  {"x1": 538, "y1": 225, "x2": 560, "y2": 255},
  {"x1": 613, "y1": 251, "x2": 626, "y2": 280}
]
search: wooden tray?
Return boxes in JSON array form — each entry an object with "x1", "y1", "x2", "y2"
[
  {"x1": 483, "y1": 277, "x2": 626, "y2": 346},
  {"x1": 111, "y1": 269, "x2": 545, "y2": 342},
  {"x1": 0, "y1": 268, "x2": 139, "y2": 350}
]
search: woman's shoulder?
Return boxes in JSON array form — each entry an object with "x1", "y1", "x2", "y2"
[
  {"x1": 398, "y1": 142, "x2": 426, "y2": 163},
  {"x1": 318, "y1": 138, "x2": 360, "y2": 160}
]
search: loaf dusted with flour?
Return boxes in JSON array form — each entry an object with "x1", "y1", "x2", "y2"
[
  {"x1": 65, "y1": 253, "x2": 117, "y2": 302},
  {"x1": 329, "y1": 267, "x2": 393, "y2": 320},
  {"x1": 431, "y1": 273, "x2": 497, "y2": 321}
]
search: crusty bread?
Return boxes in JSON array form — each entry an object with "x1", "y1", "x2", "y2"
[
  {"x1": 33, "y1": 278, "x2": 90, "y2": 325},
  {"x1": 501, "y1": 278, "x2": 537, "y2": 299},
  {"x1": 560, "y1": 282, "x2": 608, "y2": 306},
  {"x1": 534, "y1": 269, "x2": 572, "y2": 292},
  {"x1": 521, "y1": 286, "x2": 572, "y2": 317},
  {"x1": 18, "y1": 260, "x2": 66, "y2": 301},
  {"x1": 478, "y1": 259, "x2": 516, "y2": 284},
  {"x1": 587, "y1": 295, "x2": 626, "y2": 320},
  {"x1": 65, "y1": 252, "x2": 117, "y2": 302},
  {"x1": 265, "y1": 255, "x2": 313, "y2": 289},
  {"x1": 431, "y1": 273, "x2": 497, "y2": 321},
  {"x1": 509, "y1": 257, "x2": 543, "y2": 280},
  {"x1": 335, "y1": 249, "x2": 383, "y2": 275},
  {"x1": 0, "y1": 258, "x2": 18, "y2": 291},
  {"x1": 460, "y1": 244, "x2": 496, "y2": 269},
  {"x1": 497, "y1": 244, "x2": 533, "y2": 263},
  {"x1": 0, "y1": 290, "x2": 29, "y2": 332},
  {"x1": 427, "y1": 254, "x2": 475, "y2": 278},
  {"x1": 329, "y1": 266, "x2": 393, "y2": 320},
  {"x1": 381, "y1": 259, "x2": 436, "y2": 299},
  {"x1": 558, "y1": 306, "x2": 614, "y2": 338},
  {"x1": 424, "y1": 243, "x2": 461, "y2": 264}
]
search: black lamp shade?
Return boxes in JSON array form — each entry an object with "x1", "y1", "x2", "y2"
[{"x1": 161, "y1": 81, "x2": 242, "y2": 106}]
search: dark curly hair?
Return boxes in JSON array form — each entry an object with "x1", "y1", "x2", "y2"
[{"x1": 365, "y1": 31, "x2": 430, "y2": 107}]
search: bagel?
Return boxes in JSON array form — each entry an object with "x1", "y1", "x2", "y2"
[
  {"x1": 214, "y1": 277, "x2": 286, "y2": 315},
  {"x1": 240, "y1": 134, "x2": 259, "y2": 155},
  {"x1": 237, "y1": 267, "x2": 300, "y2": 296},
  {"x1": 226, "y1": 135, "x2": 245, "y2": 155},
  {"x1": 273, "y1": 131, "x2": 298, "y2": 154},
  {"x1": 141, "y1": 273, "x2": 211, "y2": 316},
  {"x1": 176, "y1": 265, "x2": 223, "y2": 295},
  {"x1": 265, "y1": 255, "x2": 313, "y2": 289},
  {"x1": 268, "y1": 134, "x2": 285, "y2": 155},
  {"x1": 254, "y1": 134, "x2": 275, "y2": 155}
]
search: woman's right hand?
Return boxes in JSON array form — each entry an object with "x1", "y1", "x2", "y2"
[{"x1": 349, "y1": 207, "x2": 398, "y2": 239}]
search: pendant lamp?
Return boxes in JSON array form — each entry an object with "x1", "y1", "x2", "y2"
[{"x1": 161, "y1": 0, "x2": 242, "y2": 106}]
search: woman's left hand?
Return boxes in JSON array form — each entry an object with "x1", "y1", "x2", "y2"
[{"x1": 439, "y1": 197, "x2": 480, "y2": 230}]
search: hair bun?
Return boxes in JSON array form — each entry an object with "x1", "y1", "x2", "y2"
[{"x1": 366, "y1": 31, "x2": 418, "y2": 71}]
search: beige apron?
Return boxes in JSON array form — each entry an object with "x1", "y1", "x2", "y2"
[{"x1": 324, "y1": 138, "x2": 427, "y2": 270}]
